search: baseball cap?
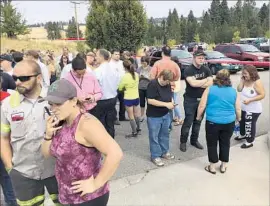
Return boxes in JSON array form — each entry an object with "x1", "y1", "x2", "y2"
[
  {"x1": 0, "y1": 54, "x2": 13, "y2": 62},
  {"x1": 40, "y1": 79, "x2": 77, "y2": 104},
  {"x1": 193, "y1": 50, "x2": 206, "y2": 57}
]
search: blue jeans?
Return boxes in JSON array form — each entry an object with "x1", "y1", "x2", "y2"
[
  {"x1": 173, "y1": 92, "x2": 181, "y2": 119},
  {"x1": 0, "y1": 159, "x2": 17, "y2": 206},
  {"x1": 147, "y1": 113, "x2": 171, "y2": 159}
]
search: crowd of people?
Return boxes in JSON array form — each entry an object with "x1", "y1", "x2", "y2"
[{"x1": 0, "y1": 45, "x2": 266, "y2": 205}]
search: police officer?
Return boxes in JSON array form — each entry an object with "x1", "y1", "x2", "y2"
[
  {"x1": 1, "y1": 60, "x2": 61, "y2": 206},
  {"x1": 180, "y1": 50, "x2": 213, "y2": 152}
]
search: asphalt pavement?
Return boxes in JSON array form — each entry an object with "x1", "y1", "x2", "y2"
[{"x1": 113, "y1": 70, "x2": 269, "y2": 179}]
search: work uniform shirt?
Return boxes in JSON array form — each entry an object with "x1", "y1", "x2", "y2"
[{"x1": 0, "y1": 89, "x2": 55, "y2": 180}]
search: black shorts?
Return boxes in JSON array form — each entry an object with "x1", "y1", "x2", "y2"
[{"x1": 9, "y1": 169, "x2": 60, "y2": 206}]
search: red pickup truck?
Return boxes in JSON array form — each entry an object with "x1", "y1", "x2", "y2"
[{"x1": 214, "y1": 44, "x2": 269, "y2": 70}]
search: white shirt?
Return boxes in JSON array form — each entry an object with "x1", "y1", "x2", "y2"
[
  {"x1": 60, "y1": 63, "x2": 93, "y2": 79},
  {"x1": 94, "y1": 62, "x2": 120, "y2": 100},
  {"x1": 109, "y1": 60, "x2": 125, "y2": 78},
  {"x1": 37, "y1": 61, "x2": 50, "y2": 89}
]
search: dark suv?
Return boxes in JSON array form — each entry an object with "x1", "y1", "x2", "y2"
[
  {"x1": 214, "y1": 44, "x2": 269, "y2": 70},
  {"x1": 149, "y1": 49, "x2": 193, "y2": 79}
]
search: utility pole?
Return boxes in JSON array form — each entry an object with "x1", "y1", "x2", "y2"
[{"x1": 70, "y1": 1, "x2": 80, "y2": 41}]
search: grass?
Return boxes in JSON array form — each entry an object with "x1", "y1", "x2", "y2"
[{"x1": 1, "y1": 37, "x2": 79, "y2": 56}]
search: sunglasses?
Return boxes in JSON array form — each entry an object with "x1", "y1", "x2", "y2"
[{"x1": 12, "y1": 73, "x2": 40, "y2": 82}]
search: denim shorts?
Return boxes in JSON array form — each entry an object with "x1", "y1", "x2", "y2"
[{"x1": 124, "y1": 98, "x2": 140, "y2": 107}]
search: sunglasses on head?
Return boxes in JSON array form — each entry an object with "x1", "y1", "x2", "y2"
[{"x1": 12, "y1": 73, "x2": 40, "y2": 82}]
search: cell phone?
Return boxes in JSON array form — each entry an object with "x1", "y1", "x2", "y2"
[
  {"x1": 174, "y1": 104, "x2": 178, "y2": 106},
  {"x1": 44, "y1": 106, "x2": 51, "y2": 116},
  {"x1": 44, "y1": 106, "x2": 65, "y2": 127}
]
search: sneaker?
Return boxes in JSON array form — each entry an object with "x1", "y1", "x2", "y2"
[
  {"x1": 151, "y1": 157, "x2": 164, "y2": 167},
  {"x1": 114, "y1": 119, "x2": 120, "y2": 125},
  {"x1": 125, "y1": 132, "x2": 138, "y2": 138},
  {"x1": 136, "y1": 128, "x2": 142, "y2": 135},
  {"x1": 161, "y1": 152, "x2": 175, "y2": 160}
]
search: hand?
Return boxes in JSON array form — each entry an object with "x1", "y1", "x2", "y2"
[
  {"x1": 71, "y1": 176, "x2": 98, "y2": 196},
  {"x1": 46, "y1": 116, "x2": 62, "y2": 138},
  {"x1": 237, "y1": 117, "x2": 241, "y2": 122},
  {"x1": 165, "y1": 102, "x2": 175, "y2": 110},
  {"x1": 196, "y1": 116, "x2": 202, "y2": 121},
  {"x1": 243, "y1": 99, "x2": 251, "y2": 105},
  {"x1": 86, "y1": 94, "x2": 95, "y2": 103}
]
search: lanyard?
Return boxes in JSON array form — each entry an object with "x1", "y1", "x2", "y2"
[{"x1": 70, "y1": 71, "x2": 84, "y2": 90}]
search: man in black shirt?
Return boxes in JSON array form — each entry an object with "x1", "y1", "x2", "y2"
[
  {"x1": 180, "y1": 50, "x2": 213, "y2": 152},
  {"x1": 147, "y1": 70, "x2": 176, "y2": 167}
]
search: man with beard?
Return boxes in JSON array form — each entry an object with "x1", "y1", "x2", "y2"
[{"x1": 1, "y1": 60, "x2": 61, "y2": 206}]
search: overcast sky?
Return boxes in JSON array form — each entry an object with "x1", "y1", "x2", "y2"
[{"x1": 13, "y1": 1, "x2": 268, "y2": 24}]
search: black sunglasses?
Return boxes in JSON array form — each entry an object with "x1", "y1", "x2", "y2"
[{"x1": 12, "y1": 73, "x2": 40, "y2": 82}]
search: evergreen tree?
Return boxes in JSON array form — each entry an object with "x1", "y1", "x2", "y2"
[
  {"x1": 66, "y1": 16, "x2": 83, "y2": 38},
  {"x1": 209, "y1": 0, "x2": 221, "y2": 27},
  {"x1": 186, "y1": 10, "x2": 197, "y2": 42},
  {"x1": 220, "y1": 0, "x2": 230, "y2": 25},
  {"x1": 167, "y1": 8, "x2": 181, "y2": 43},
  {"x1": 199, "y1": 11, "x2": 213, "y2": 43},
  {"x1": 179, "y1": 15, "x2": 187, "y2": 43},
  {"x1": 0, "y1": 0, "x2": 29, "y2": 38},
  {"x1": 85, "y1": 0, "x2": 109, "y2": 49},
  {"x1": 45, "y1": 21, "x2": 61, "y2": 40},
  {"x1": 86, "y1": 0, "x2": 147, "y2": 51}
]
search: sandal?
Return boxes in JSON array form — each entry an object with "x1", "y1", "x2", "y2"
[
  {"x1": 174, "y1": 119, "x2": 184, "y2": 126},
  {"x1": 205, "y1": 165, "x2": 216, "y2": 175},
  {"x1": 220, "y1": 165, "x2": 227, "y2": 173}
]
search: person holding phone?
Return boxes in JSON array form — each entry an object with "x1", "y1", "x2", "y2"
[
  {"x1": 41, "y1": 79, "x2": 123, "y2": 206},
  {"x1": 236, "y1": 65, "x2": 265, "y2": 149},
  {"x1": 146, "y1": 69, "x2": 176, "y2": 167},
  {"x1": 63, "y1": 56, "x2": 102, "y2": 116},
  {"x1": 197, "y1": 69, "x2": 241, "y2": 174}
]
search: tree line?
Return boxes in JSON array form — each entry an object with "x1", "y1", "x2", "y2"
[
  {"x1": 145, "y1": 0, "x2": 270, "y2": 45},
  {"x1": 1, "y1": 0, "x2": 269, "y2": 51}
]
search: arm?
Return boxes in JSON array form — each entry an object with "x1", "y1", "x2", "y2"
[
  {"x1": 235, "y1": 92, "x2": 241, "y2": 121},
  {"x1": 41, "y1": 116, "x2": 62, "y2": 158},
  {"x1": 201, "y1": 77, "x2": 213, "y2": 88},
  {"x1": 83, "y1": 118, "x2": 123, "y2": 190},
  {"x1": 196, "y1": 87, "x2": 209, "y2": 120},
  {"x1": 92, "y1": 76, "x2": 103, "y2": 102},
  {"x1": 237, "y1": 78, "x2": 245, "y2": 92},
  {"x1": 173, "y1": 64, "x2": 181, "y2": 81},
  {"x1": 118, "y1": 75, "x2": 126, "y2": 92},
  {"x1": 186, "y1": 76, "x2": 208, "y2": 87},
  {"x1": 251, "y1": 80, "x2": 265, "y2": 102},
  {"x1": 147, "y1": 99, "x2": 169, "y2": 107},
  {"x1": 0, "y1": 108, "x2": 12, "y2": 169},
  {"x1": 150, "y1": 63, "x2": 158, "y2": 80}
]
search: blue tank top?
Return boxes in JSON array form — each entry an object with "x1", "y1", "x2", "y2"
[{"x1": 206, "y1": 85, "x2": 237, "y2": 124}]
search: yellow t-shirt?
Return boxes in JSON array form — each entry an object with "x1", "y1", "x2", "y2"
[{"x1": 118, "y1": 72, "x2": 139, "y2": 100}]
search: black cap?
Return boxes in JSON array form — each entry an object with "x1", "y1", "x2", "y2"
[
  {"x1": 0, "y1": 54, "x2": 13, "y2": 62},
  {"x1": 193, "y1": 50, "x2": 206, "y2": 57}
]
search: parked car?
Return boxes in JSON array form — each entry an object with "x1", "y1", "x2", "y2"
[
  {"x1": 259, "y1": 39, "x2": 270, "y2": 53},
  {"x1": 214, "y1": 44, "x2": 269, "y2": 70},
  {"x1": 204, "y1": 51, "x2": 242, "y2": 75},
  {"x1": 149, "y1": 49, "x2": 193, "y2": 79}
]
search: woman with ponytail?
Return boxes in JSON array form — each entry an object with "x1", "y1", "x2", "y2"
[{"x1": 118, "y1": 60, "x2": 141, "y2": 138}]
